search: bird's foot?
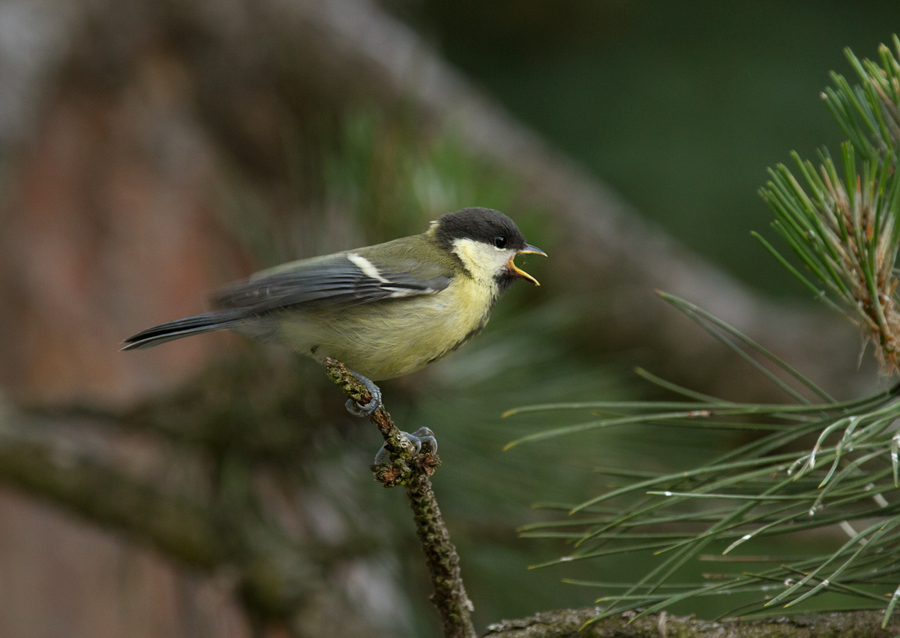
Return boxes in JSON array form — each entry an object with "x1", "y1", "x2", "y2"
[
  {"x1": 374, "y1": 427, "x2": 437, "y2": 465},
  {"x1": 344, "y1": 371, "x2": 382, "y2": 416}
]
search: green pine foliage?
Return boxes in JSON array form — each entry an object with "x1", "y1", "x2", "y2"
[
  {"x1": 759, "y1": 37, "x2": 900, "y2": 373},
  {"x1": 506, "y1": 38, "x2": 900, "y2": 627}
]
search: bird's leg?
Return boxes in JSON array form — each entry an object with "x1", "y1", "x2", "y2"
[
  {"x1": 373, "y1": 427, "x2": 438, "y2": 465},
  {"x1": 344, "y1": 370, "x2": 383, "y2": 416},
  {"x1": 324, "y1": 358, "x2": 440, "y2": 481}
]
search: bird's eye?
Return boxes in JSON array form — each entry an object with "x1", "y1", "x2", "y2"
[{"x1": 493, "y1": 235, "x2": 507, "y2": 249}]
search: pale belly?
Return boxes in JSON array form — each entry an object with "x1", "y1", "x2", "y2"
[{"x1": 271, "y1": 278, "x2": 497, "y2": 380}]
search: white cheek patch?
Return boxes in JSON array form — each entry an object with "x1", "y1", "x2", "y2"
[{"x1": 452, "y1": 238, "x2": 511, "y2": 282}]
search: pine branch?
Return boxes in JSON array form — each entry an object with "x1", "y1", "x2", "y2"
[
  {"x1": 760, "y1": 37, "x2": 900, "y2": 374},
  {"x1": 506, "y1": 302, "x2": 900, "y2": 624}
]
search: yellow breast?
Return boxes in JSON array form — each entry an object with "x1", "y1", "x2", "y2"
[{"x1": 276, "y1": 275, "x2": 499, "y2": 380}]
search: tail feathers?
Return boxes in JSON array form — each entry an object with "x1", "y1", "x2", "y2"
[{"x1": 122, "y1": 310, "x2": 245, "y2": 351}]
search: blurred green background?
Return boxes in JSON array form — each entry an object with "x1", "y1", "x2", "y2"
[
  {"x1": 396, "y1": 0, "x2": 896, "y2": 296},
  {"x1": 381, "y1": 0, "x2": 899, "y2": 629}
]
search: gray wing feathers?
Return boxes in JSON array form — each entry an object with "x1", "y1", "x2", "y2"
[
  {"x1": 210, "y1": 254, "x2": 450, "y2": 312},
  {"x1": 123, "y1": 252, "x2": 451, "y2": 350}
]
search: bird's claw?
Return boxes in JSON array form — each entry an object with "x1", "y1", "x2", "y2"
[
  {"x1": 344, "y1": 371, "x2": 382, "y2": 416},
  {"x1": 407, "y1": 427, "x2": 438, "y2": 455},
  {"x1": 345, "y1": 396, "x2": 380, "y2": 416},
  {"x1": 373, "y1": 427, "x2": 438, "y2": 465}
]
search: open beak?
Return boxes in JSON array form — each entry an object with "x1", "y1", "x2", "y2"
[{"x1": 508, "y1": 243, "x2": 547, "y2": 286}]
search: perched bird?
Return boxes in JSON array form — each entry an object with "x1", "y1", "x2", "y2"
[{"x1": 123, "y1": 207, "x2": 545, "y2": 449}]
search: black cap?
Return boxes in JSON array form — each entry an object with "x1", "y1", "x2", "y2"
[{"x1": 434, "y1": 207, "x2": 527, "y2": 251}]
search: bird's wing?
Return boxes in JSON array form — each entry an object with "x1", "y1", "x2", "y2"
[{"x1": 210, "y1": 249, "x2": 452, "y2": 315}]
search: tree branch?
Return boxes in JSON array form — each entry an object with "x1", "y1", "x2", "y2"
[
  {"x1": 325, "y1": 358, "x2": 476, "y2": 638},
  {"x1": 0, "y1": 430, "x2": 230, "y2": 569},
  {"x1": 483, "y1": 607, "x2": 900, "y2": 638},
  {"x1": 0, "y1": 410, "x2": 330, "y2": 621}
]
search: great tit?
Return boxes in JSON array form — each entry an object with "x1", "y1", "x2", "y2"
[{"x1": 123, "y1": 207, "x2": 545, "y2": 420}]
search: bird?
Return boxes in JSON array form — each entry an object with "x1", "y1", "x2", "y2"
[{"x1": 123, "y1": 207, "x2": 545, "y2": 452}]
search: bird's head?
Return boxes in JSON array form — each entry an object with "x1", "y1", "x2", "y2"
[{"x1": 431, "y1": 207, "x2": 546, "y2": 285}]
